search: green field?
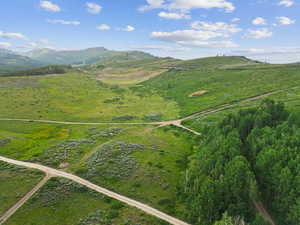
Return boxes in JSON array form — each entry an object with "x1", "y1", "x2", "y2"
[
  {"x1": 4, "y1": 177, "x2": 168, "y2": 225},
  {"x1": 0, "y1": 72, "x2": 179, "y2": 122},
  {"x1": 183, "y1": 86, "x2": 300, "y2": 133},
  {"x1": 0, "y1": 120, "x2": 194, "y2": 221},
  {"x1": 1, "y1": 56, "x2": 300, "y2": 225},
  {"x1": 0, "y1": 162, "x2": 43, "y2": 216},
  {"x1": 139, "y1": 57, "x2": 300, "y2": 116}
]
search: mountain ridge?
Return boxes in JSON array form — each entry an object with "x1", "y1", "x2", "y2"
[{"x1": 22, "y1": 47, "x2": 156, "y2": 65}]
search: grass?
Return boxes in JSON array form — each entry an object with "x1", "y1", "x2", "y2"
[
  {"x1": 0, "y1": 162, "x2": 44, "y2": 216},
  {"x1": 138, "y1": 56, "x2": 300, "y2": 116},
  {"x1": 0, "y1": 72, "x2": 179, "y2": 122},
  {"x1": 183, "y1": 86, "x2": 300, "y2": 133},
  {"x1": 1, "y1": 55, "x2": 300, "y2": 224},
  {"x1": 82, "y1": 57, "x2": 180, "y2": 85},
  {"x1": 0, "y1": 120, "x2": 195, "y2": 221},
  {"x1": 4, "y1": 177, "x2": 169, "y2": 225}
]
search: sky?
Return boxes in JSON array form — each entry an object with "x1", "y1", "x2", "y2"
[{"x1": 0, "y1": 0, "x2": 299, "y2": 63}]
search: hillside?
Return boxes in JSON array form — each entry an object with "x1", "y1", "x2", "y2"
[
  {"x1": 82, "y1": 57, "x2": 181, "y2": 85},
  {"x1": 24, "y1": 47, "x2": 156, "y2": 65},
  {"x1": 0, "y1": 49, "x2": 44, "y2": 74},
  {"x1": 138, "y1": 56, "x2": 300, "y2": 116},
  {"x1": 0, "y1": 55, "x2": 300, "y2": 225}
]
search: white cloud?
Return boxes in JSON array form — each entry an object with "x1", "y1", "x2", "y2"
[
  {"x1": 140, "y1": 0, "x2": 235, "y2": 13},
  {"x1": 278, "y1": 0, "x2": 294, "y2": 7},
  {"x1": 0, "y1": 31, "x2": 27, "y2": 40},
  {"x1": 39, "y1": 39, "x2": 50, "y2": 44},
  {"x1": 29, "y1": 42, "x2": 38, "y2": 48},
  {"x1": 252, "y1": 17, "x2": 267, "y2": 26},
  {"x1": 158, "y1": 11, "x2": 191, "y2": 20},
  {"x1": 121, "y1": 25, "x2": 135, "y2": 32},
  {"x1": 151, "y1": 29, "x2": 238, "y2": 48},
  {"x1": 276, "y1": 16, "x2": 295, "y2": 25},
  {"x1": 0, "y1": 42, "x2": 11, "y2": 48},
  {"x1": 40, "y1": 1, "x2": 61, "y2": 12},
  {"x1": 245, "y1": 28, "x2": 273, "y2": 39},
  {"x1": 130, "y1": 45, "x2": 190, "y2": 52},
  {"x1": 47, "y1": 19, "x2": 80, "y2": 25},
  {"x1": 232, "y1": 18, "x2": 240, "y2": 22},
  {"x1": 231, "y1": 47, "x2": 300, "y2": 56},
  {"x1": 139, "y1": 0, "x2": 165, "y2": 11},
  {"x1": 97, "y1": 24, "x2": 111, "y2": 30},
  {"x1": 231, "y1": 47, "x2": 300, "y2": 64},
  {"x1": 176, "y1": 40, "x2": 238, "y2": 48},
  {"x1": 169, "y1": 0, "x2": 235, "y2": 12},
  {"x1": 152, "y1": 30, "x2": 224, "y2": 42},
  {"x1": 26, "y1": 40, "x2": 51, "y2": 49},
  {"x1": 86, "y1": 2, "x2": 102, "y2": 14},
  {"x1": 191, "y1": 21, "x2": 241, "y2": 34}
]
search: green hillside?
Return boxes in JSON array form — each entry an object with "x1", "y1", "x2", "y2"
[
  {"x1": 1, "y1": 65, "x2": 70, "y2": 77},
  {"x1": 0, "y1": 49, "x2": 44, "y2": 74},
  {"x1": 25, "y1": 47, "x2": 156, "y2": 65},
  {"x1": 0, "y1": 55, "x2": 300, "y2": 225},
  {"x1": 0, "y1": 162, "x2": 43, "y2": 216},
  {"x1": 138, "y1": 56, "x2": 300, "y2": 116}
]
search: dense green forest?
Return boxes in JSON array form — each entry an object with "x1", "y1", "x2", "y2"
[
  {"x1": 182, "y1": 100, "x2": 300, "y2": 225},
  {"x1": 1, "y1": 65, "x2": 69, "y2": 77}
]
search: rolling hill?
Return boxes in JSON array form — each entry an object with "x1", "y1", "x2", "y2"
[
  {"x1": 138, "y1": 56, "x2": 300, "y2": 116},
  {"x1": 0, "y1": 49, "x2": 44, "y2": 74},
  {"x1": 0, "y1": 55, "x2": 300, "y2": 225},
  {"x1": 24, "y1": 47, "x2": 156, "y2": 65}
]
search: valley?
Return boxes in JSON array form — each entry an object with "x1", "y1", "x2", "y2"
[{"x1": 0, "y1": 50, "x2": 300, "y2": 225}]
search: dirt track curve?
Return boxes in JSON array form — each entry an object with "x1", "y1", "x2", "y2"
[
  {"x1": 0, "y1": 89, "x2": 288, "y2": 137},
  {"x1": 0, "y1": 156, "x2": 190, "y2": 225},
  {"x1": 0, "y1": 174, "x2": 52, "y2": 225}
]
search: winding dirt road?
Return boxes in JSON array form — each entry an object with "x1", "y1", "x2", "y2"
[
  {"x1": 0, "y1": 89, "x2": 287, "y2": 224},
  {"x1": 0, "y1": 174, "x2": 52, "y2": 225},
  {"x1": 0, "y1": 156, "x2": 190, "y2": 225}
]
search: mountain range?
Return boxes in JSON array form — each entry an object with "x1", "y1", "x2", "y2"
[
  {"x1": 0, "y1": 49, "x2": 43, "y2": 73},
  {"x1": 0, "y1": 47, "x2": 156, "y2": 73}
]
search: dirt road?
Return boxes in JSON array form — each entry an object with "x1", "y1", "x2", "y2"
[
  {"x1": 0, "y1": 174, "x2": 51, "y2": 225},
  {"x1": 0, "y1": 156, "x2": 190, "y2": 225},
  {"x1": 254, "y1": 201, "x2": 276, "y2": 225},
  {"x1": 0, "y1": 89, "x2": 286, "y2": 137},
  {"x1": 0, "y1": 88, "x2": 288, "y2": 224}
]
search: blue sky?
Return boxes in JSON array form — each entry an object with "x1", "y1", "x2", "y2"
[{"x1": 0, "y1": 0, "x2": 299, "y2": 63}]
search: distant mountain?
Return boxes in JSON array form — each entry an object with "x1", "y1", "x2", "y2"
[
  {"x1": 0, "y1": 48, "x2": 44, "y2": 74},
  {"x1": 24, "y1": 47, "x2": 156, "y2": 65}
]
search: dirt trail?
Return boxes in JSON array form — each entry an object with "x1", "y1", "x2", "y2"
[
  {"x1": 153, "y1": 89, "x2": 286, "y2": 134},
  {"x1": 0, "y1": 174, "x2": 51, "y2": 225},
  {"x1": 0, "y1": 89, "x2": 285, "y2": 224},
  {"x1": 0, "y1": 156, "x2": 190, "y2": 225},
  {"x1": 0, "y1": 88, "x2": 286, "y2": 136},
  {"x1": 254, "y1": 201, "x2": 276, "y2": 225},
  {"x1": 180, "y1": 89, "x2": 286, "y2": 122}
]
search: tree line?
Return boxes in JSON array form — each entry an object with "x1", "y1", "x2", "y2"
[
  {"x1": 1, "y1": 65, "x2": 70, "y2": 77},
  {"x1": 181, "y1": 99, "x2": 300, "y2": 225}
]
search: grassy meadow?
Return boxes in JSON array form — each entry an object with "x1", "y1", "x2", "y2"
[
  {"x1": 0, "y1": 162, "x2": 44, "y2": 216},
  {"x1": 0, "y1": 72, "x2": 179, "y2": 122},
  {"x1": 1, "y1": 56, "x2": 300, "y2": 224},
  {"x1": 0, "y1": 119, "x2": 195, "y2": 221},
  {"x1": 183, "y1": 86, "x2": 300, "y2": 133},
  {"x1": 4, "y1": 177, "x2": 168, "y2": 225},
  {"x1": 139, "y1": 57, "x2": 300, "y2": 116}
]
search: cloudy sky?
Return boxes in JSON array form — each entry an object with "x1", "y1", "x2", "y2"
[{"x1": 0, "y1": 0, "x2": 299, "y2": 63}]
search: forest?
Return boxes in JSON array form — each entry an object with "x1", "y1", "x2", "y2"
[
  {"x1": 1, "y1": 65, "x2": 69, "y2": 77},
  {"x1": 182, "y1": 99, "x2": 300, "y2": 225}
]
